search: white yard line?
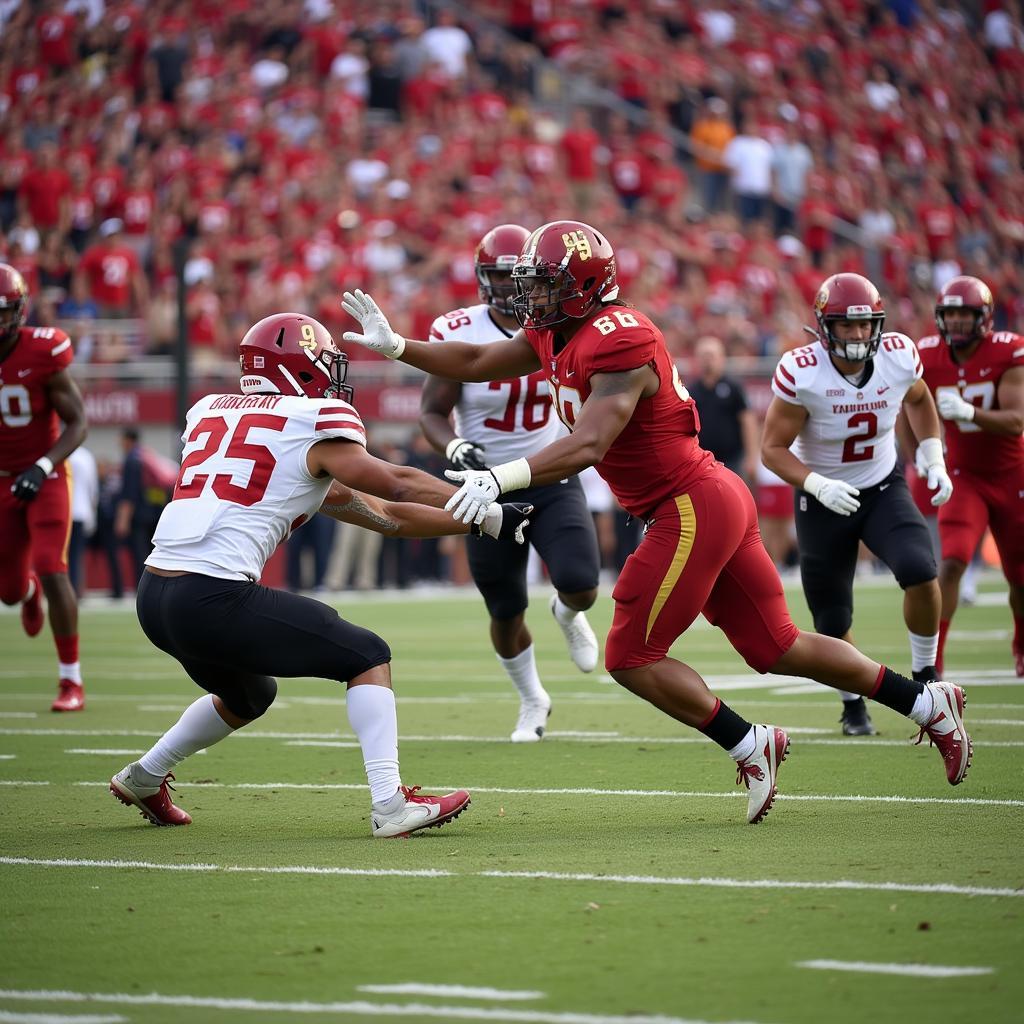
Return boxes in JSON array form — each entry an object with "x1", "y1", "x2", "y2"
[
  {"x1": 0, "y1": 1013, "x2": 127, "y2": 1024},
  {"x1": 0, "y1": 857, "x2": 1019, "y2": 900},
  {"x1": 64, "y1": 749, "x2": 146, "y2": 756},
  {"x1": 39, "y1": 780, "x2": 1020, "y2": 808},
  {"x1": 0, "y1": 989, "x2": 757, "y2": 1024},
  {"x1": 795, "y1": 959, "x2": 994, "y2": 978},
  {"x1": 4, "y1": 725, "x2": 1023, "y2": 749},
  {"x1": 0, "y1": 713, "x2": 38, "y2": 719},
  {"x1": 356, "y1": 985, "x2": 543, "y2": 1001},
  {"x1": 0, "y1": 754, "x2": 15, "y2": 760}
]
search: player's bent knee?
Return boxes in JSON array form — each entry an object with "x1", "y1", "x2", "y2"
[
  {"x1": 224, "y1": 677, "x2": 278, "y2": 721},
  {"x1": 813, "y1": 607, "x2": 853, "y2": 640},
  {"x1": 485, "y1": 595, "x2": 529, "y2": 621}
]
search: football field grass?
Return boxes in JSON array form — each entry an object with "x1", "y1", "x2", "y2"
[{"x1": 1, "y1": 578, "x2": 1022, "y2": 1024}]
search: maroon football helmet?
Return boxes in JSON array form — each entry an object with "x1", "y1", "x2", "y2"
[
  {"x1": 0, "y1": 263, "x2": 29, "y2": 345},
  {"x1": 813, "y1": 273, "x2": 885, "y2": 363},
  {"x1": 476, "y1": 223, "x2": 530, "y2": 315},
  {"x1": 238, "y1": 313, "x2": 353, "y2": 401},
  {"x1": 935, "y1": 275, "x2": 994, "y2": 350},
  {"x1": 511, "y1": 220, "x2": 618, "y2": 328}
]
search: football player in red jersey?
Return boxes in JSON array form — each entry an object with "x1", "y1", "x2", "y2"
[
  {"x1": 0, "y1": 263, "x2": 89, "y2": 711},
  {"x1": 917, "y1": 276, "x2": 1024, "y2": 676},
  {"x1": 341, "y1": 221, "x2": 973, "y2": 823}
]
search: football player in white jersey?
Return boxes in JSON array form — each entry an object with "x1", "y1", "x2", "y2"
[
  {"x1": 419, "y1": 225, "x2": 601, "y2": 742},
  {"x1": 109, "y1": 312, "x2": 532, "y2": 837},
  {"x1": 762, "y1": 274, "x2": 953, "y2": 735}
]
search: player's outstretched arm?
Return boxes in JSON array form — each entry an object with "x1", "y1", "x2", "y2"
[
  {"x1": 309, "y1": 439, "x2": 456, "y2": 508},
  {"x1": 341, "y1": 289, "x2": 540, "y2": 382},
  {"x1": 319, "y1": 482, "x2": 531, "y2": 543},
  {"x1": 444, "y1": 367, "x2": 649, "y2": 525}
]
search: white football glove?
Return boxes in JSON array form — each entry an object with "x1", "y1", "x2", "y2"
[
  {"x1": 936, "y1": 390, "x2": 976, "y2": 423},
  {"x1": 915, "y1": 437, "x2": 953, "y2": 507},
  {"x1": 804, "y1": 471, "x2": 861, "y2": 516},
  {"x1": 340, "y1": 289, "x2": 406, "y2": 359},
  {"x1": 444, "y1": 469, "x2": 501, "y2": 525}
]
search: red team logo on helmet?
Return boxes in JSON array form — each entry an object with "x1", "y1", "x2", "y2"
[
  {"x1": 238, "y1": 313, "x2": 353, "y2": 401},
  {"x1": 934, "y1": 275, "x2": 994, "y2": 350},
  {"x1": 511, "y1": 219, "x2": 618, "y2": 328},
  {"x1": 813, "y1": 273, "x2": 885, "y2": 363},
  {"x1": 475, "y1": 224, "x2": 530, "y2": 316},
  {"x1": 0, "y1": 262, "x2": 29, "y2": 344}
]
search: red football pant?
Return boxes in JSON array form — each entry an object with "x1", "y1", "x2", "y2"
[
  {"x1": 0, "y1": 465, "x2": 72, "y2": 603},
  {"x1": 605, "y1": 466, "x2": 800, "y2": 673},
  {"x1": 938, "y1": 467, "x2": 1024, "y2": 585}
]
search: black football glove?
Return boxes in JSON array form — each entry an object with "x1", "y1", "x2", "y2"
[
  {"x1": 446, "y1": 438, "x2": 488, "y2": 472},
  {"x1": 11, "y1": 464, "x2": 47, "y2": 502},
  {"x1": 474, "y1": 502, "x2": 533, "y2": 545}
]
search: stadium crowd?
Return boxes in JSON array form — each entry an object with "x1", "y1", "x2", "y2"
[{"x1": 0, "y1": 0, "x2": 1022, "y2": 372}]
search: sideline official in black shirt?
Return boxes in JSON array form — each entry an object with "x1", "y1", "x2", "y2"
[{"x1": 687, "y1": 336, "x2": 759, "y2": 482}]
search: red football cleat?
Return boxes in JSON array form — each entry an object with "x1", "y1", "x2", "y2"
[
  {"x1": 21, "y1": 572, "x2": 45, "y2": 637},
  {"x1": 915, "y1": 682, "x2": 972, "y2": 786},
  {"x1": 51, "y1": 679, "x2": 85, "y2": 712},
  {"x1": 110, "y1": 765, "x2": 192, "y2": 826},
  {"x1": 1013, "y1": 647, "x2": 1024, "y2": 678},
  {"x1": 371, "y1": 785, "x2": 471, "y2": 838}
]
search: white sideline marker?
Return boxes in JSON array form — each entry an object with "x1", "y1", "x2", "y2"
[
  {"x1": 0, "y1": 1013, "x2": 128, "y2": 1024},
  {"x1": 0, "y1": 712, "x2": 38, "y2": 719},
  {"x1": 357, "y1": 984, "x2": 544, "y2": 1001},
  {"x1": 1, "y1": 857, "x2": 1020, "y2": 899},
  {"x1": 0, "y1": 989, "x2": 756, "y2": 1024},
  {"x1": 796, "y1": 959, "x2": 994, "y2": 979}
]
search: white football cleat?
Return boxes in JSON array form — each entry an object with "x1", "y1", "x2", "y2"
[
  {"x1": 511, "y1": 698, "x2": 551, "y2": 743},
  {"x1": 735, "y1": 725, "x2": 790, "y2": 824},
  {"x1": 550, "y1": 594, "x2": 599, "y2": 673},
  {"x1": 915, "y1": 681, "x2": 972, "y2": 785},
  {"x1": 371, "y1": 785, "x2": 471, "y2": 838}
]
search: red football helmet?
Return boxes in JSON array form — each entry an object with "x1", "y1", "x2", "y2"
[
  {"x1": 0, "y1": 262, "x2": 29, "y2": 345},
  {"x1": 813, "y1": 273, "x2": 885, "y2": 363},
  {"x1": 476, "y1": 223, "x2": 530, "y2": 315},
  {"x1": 238, "y1": 313, "x2": 353, "y2": 401},
  {"x1": 935, "y1": 275, "x2": 993, "y2": 350},
  {"x1": 511, "y1": 219, "x2": 618, "y2": 328}
]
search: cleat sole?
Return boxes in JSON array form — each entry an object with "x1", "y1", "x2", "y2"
[
  {"x1": 109, "y1": 780, "x2": 190, "y2": 827},
  {"x1": 387, "y1": 796, "x2": 472, "y2": 839}
]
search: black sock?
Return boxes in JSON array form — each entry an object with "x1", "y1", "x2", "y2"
[
  {"x1": 698, "y1": 699, "x2": 751, "y2": 751},
  {"x1": 912, "y1": 667, "x2": 938, "y2": 684},
  {"x1": 870, "y1": 667, "x2": 924, "y2": 717}
]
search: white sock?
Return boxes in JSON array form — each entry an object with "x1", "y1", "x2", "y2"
[
  {"x1": 908, "y1": 686, "x2": 936, "y2": 727},
  {"x1": 59, "y1": 662, "x2": 82, "y2": 685},
  {"x1": 551, "y1": 594, "x2": 578, "y2": 625},
  {"x1": 23, "y1": 577, "x2": 36, "y2": 602},
  {"x1": 137, "y1": 694, "x2": 235, "y2": 782},
  {"x1": 497, "y1": 644, "x2": 549, "y2": 706},
  {"x1": 727, "y1": 726, "x2": 757, "y2": 762},
  {"x1": 908, "y1": 631, "x2": 938, "y2": 672},
  {"x1": 839, "y1": 691, "x2": 860, "y2": 702},
  {"x1": 346, "y1": 684, "x2": 401, "y2": 806}
]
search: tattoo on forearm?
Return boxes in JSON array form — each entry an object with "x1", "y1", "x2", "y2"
[{"x1": 321, "y1": 494, "x2": 400, "y2": 533}]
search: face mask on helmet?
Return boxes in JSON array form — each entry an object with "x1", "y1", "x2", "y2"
[
  {"x1": 477, "y1": 266, "x2": 517, "y2": 316},
  {"x1": 819, "y1": 313, "x2": 884, "y2": 363},
  {"x1": 511, "y1": 266, "x2": 576, "y2": 328},
  {"x1": 935, "y1": 303, "x2": 985, "y2": 350}
]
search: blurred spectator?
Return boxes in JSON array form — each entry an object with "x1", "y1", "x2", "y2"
[
  {"x1": 724, "y1": 118, "x2": 773, "y2": 225},
  {"x1": 114, "y1": 428, "x2": 172, "y2": 586},
  {"x1": 419, "y1": 9, "x2": 473, "y2": 80},
  {"x1": 689, "y1": 97, "x2": 734, "y2": 212},
  {"x1": 285, "y1": 514, "x2": 334, "y2": 593},
  {"x1": 67, "y1": 445, "x2": 99, "y2": 598},
  {"x1": 687, "y1": 335, "x2": 759, "y2": 483},
  {"x1": 771, "y1": 121, "x2": 813, "y2": 235},
  {"x1": 77, "y1": 219, "x2": 148, "y2": 317},
  {"x1": 92, "y1": 458, "x2": 124, "y2": 600}
]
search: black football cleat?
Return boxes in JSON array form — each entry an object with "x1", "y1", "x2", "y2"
[{"x1": 840, "y1": 697, "x2": 877, "y2": 736}]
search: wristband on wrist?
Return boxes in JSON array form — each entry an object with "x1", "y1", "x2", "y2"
[
  {"x1": 35, "y1": 457, "x2": 54, "y2": 477},
  {"x1": 962, "y1": 402, "x2": 975, "y2": 422},
  {"x1": 802, "y1": 471, "x2": 825, "y2": 497},
  {"x1": 489, "y1": 457, "x2": 532, "y2": 494},
  {"x1": 917, "y1": 437, "x2": 944, "y2": 468},
  {"x1": 391, "y1": 335, "x2": 406, "y2": 360}
]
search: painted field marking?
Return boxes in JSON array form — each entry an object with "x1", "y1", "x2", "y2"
[
  {"x1": 4, "y1": 729, "x2": 1024, "y2": 750},
  {"x1": 285, "y1": 741, "x2": 361, "y2": 749},
  {"x1": 0, "y1": 781, "x2": 47, "y2": 786},
  {"x1": 65, "y1": 749, "x2": 145, "y2": 756},
  {"x1": 356, "y1": 984, "x2": 543, "y2": 1001},
  {"x1": 41, "y1": 779, "x2": 1023, "y2": 808},
  {"x1": 0, "y1": 857, "x2": 1020, "y2": 900},
  {"x1": 0, "y1": 755, "x2": 15, "y2": 760},
  {"x1": 0, "y1": 713, "x2": 37, "y2": 719},
  {"x1": 0, "y1": 1013, "x2": 128, "y2": 1024},
  {"x1": 796, "y1": 959, "x2": 994, "y2": 978},
  {"x1": 0, "y1": 988, "x2": 757, "y2": 1024}
]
